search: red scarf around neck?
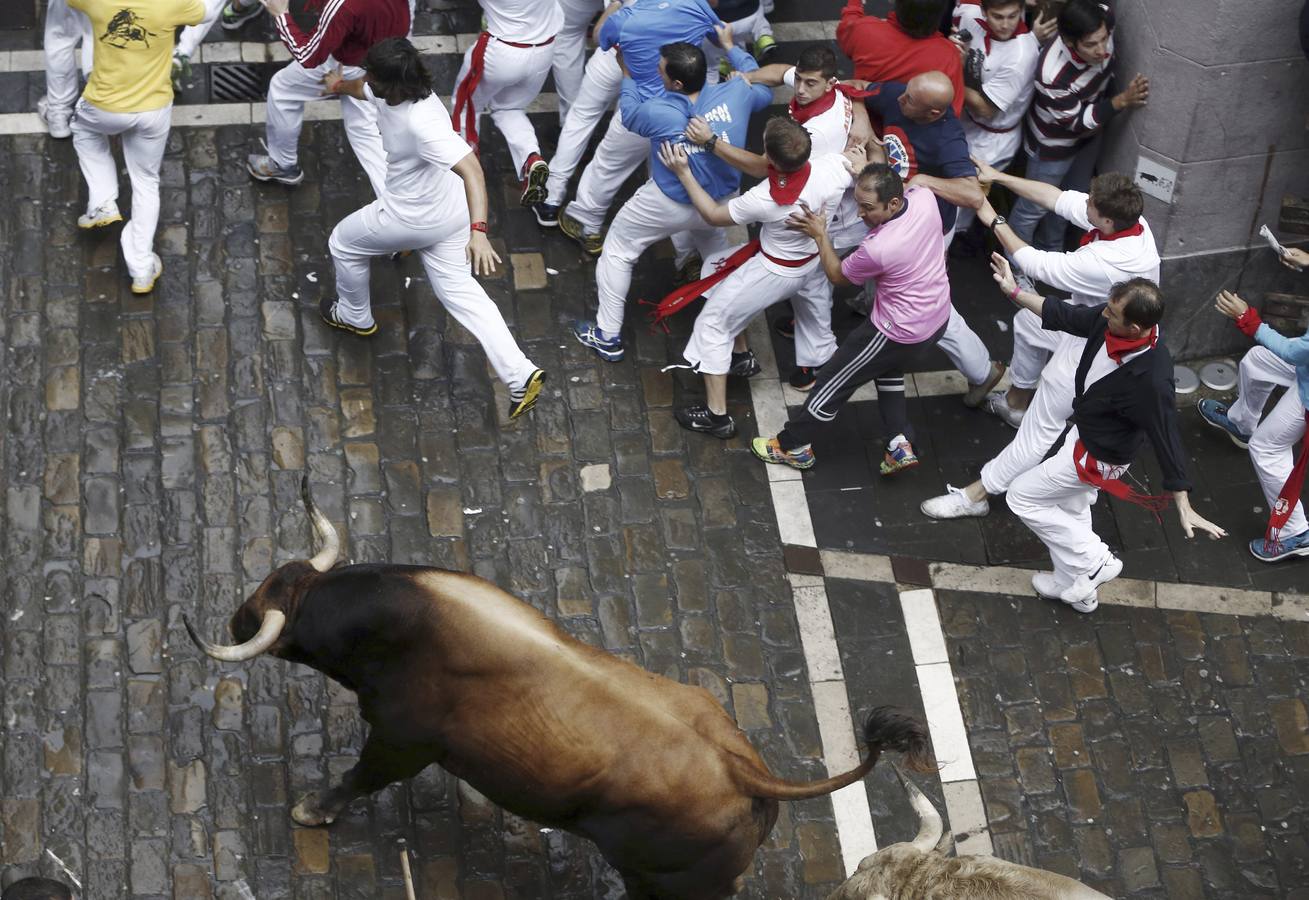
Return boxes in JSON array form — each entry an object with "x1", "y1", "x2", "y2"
[
  {"x1": 974, "y1": 16, "x2": 1029, "y2": 53},
  {"x1": 1104, "y1": 326, "x2": 1156, "y2": 364},
  {"x1": 768, "y1": 162, "x2": 811, "y2": 205},
  {"x1": 789, "y1": 82, "x2": 877, "y2": 124},
  {"x1": 1080, "y1": 221, "x2": 1145, "y2": 246}
]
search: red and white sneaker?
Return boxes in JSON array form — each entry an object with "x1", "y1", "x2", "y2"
[{"x1": 519, "y1": 153, "x2": 549, "y2": 206}]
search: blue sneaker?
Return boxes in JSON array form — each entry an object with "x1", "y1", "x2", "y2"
[
  {"x1": 1249, "y1": 529, "x2": 1309, "y2": 563},
  {"x1": 879, "y1": 435, "x2": 920, "y2": 476},
  {"x1": 1197, "y1": 399, "x2": 1251, "y2": 449},
  {"x1": 573, "y1": 320, "x2": 624, "y2": 362},
  {"x1": 751, "y1": 437, "x2": 815, "y2": 470}
]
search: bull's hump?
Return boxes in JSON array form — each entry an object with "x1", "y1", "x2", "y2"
[{"x1": 409, "y1": 569, "x2": 571, "y2": 644}]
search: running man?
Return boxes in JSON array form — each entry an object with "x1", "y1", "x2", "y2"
[{"x1": 322, "y1": 38, "x2": 546, "y2": 420}]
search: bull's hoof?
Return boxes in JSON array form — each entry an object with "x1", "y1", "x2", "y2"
[{"x1": 291, "y1": 792, "x2": 337, "y2": 826}]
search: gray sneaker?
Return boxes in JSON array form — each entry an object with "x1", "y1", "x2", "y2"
[{"x1": 247, "y1": 154, "x2": 305, "y2": 186}]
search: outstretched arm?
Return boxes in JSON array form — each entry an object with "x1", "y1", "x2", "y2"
[
  {"x1": 973, "y1": 155, "x2": 1063, "y2": 212},
  {"x1": 787, "y1": 206, "x2": 851, "y2": 287},
  {"x1": 684, "y1": 116, "x2": 768, "y2": 179},
  {"x1": 976, "y1": 199, "x2": 1031, "y2": 258},
  {"x1": 451, "y1": 152, "x2": 501, "y2": 276},
  {"x1": 989, "y1": 252, "x2": 1043, "y2": 316}
]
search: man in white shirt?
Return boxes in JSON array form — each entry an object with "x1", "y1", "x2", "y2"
[
  {"x1": 921, "y1": 170, "x2": 1160, "y2": 519},
  {"x1": 658, "y1": 120, "x2": 858, "y2": 438}
]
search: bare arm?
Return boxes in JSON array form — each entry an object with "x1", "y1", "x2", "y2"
[
  {"x1": 658, "y1": 142, "x2": 736, "y2": 227},
  {"x1": 451, "y1": 151, "x2": 501, "y2": 276},
  {"x1": 962, "y1": 86, "x2": 1000, "y2": 120},
  {"x1": 908, "y1": 173, "x2": 984, "y2": 211},
  {"x1": 788, "y1": 206, "x2": 851, "y2": 287},
  {"x1": 685, "y1": 117, "x2": 768, "y2": 179},
  {"x1": 322, "y1": 69, "x2": 366, "y2": 101},
  {"x1": 973, "y1": 156, "x2": 1062, "y2": 211},
  {"x1": 741, "y1": 62, "x2": 793, "y2": 86},
  {"x1": 1173, "y1": 491, "x2": 1226, "y2": 540},
  {"x1": 976, "y1": 199, "x2": 1031, "y2": 257},
  {"x1": 989, "y1": 252, "x2": 1044, "y2": 317}
]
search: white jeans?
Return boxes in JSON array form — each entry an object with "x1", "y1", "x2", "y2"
[
  {"x1": 43, "y1": 0, "x2": 93, "y2": 112},
  {"x1": 552, "y1": 0, "x2": 600, "y2": 122},
  {"x1": 72, "y1": 100, "x2": 172, "y2": 278},
  {"x1": 454, "y1": 37, "x2": 554, "y2": 174},
  {"x1": 684, "y1": 247, "x2": 835, "y2": 374},
  {"x1": 563, "y1": 108, "x2": 649, "y2": 234},
  {"x1": 546, "y1": 46, "x2": 623, "y2": 206},
  {"x1": 595, "y1": 180, "x2": 730, "y2": 335},
  {"x1": 329, "y1": 200, "x2": 537, "y2": 390},
  {"x1": 1007, "y1": 426, "x2": 1119, "y2": 583},
  {"x1": 1008, "y1": 306, "x2": 1064, "y2": 389},
  {"x1": 981, "y1": 331, "x2": 1081, "y2": 495},
  {"x1": 1228, "y1": 346, "x2": 1308, "y2": 535},
  {"x1": 937, "y1": 306, "x2": 995, "y2": 386},
  {"x1": 266, "y1": 59, "x2": 388, "y2": 197}
]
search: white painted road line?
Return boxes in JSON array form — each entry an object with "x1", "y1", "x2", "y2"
[{"x1": 812, "y1": 681, "x2": 879, "y2": 872}]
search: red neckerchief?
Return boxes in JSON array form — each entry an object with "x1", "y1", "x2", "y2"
[
  {"x1": 1103, "y1": 326, "x2": 1156, "y2": 364},
  {"x1": 789, "y1": 82, "x2": 878, "y2": 124},
  {"x1": 974, "y1": 16, "x2": 1029, "y2": 53},
  {"x1": 1079, "y1": 221, "x2": 1145, "y2": 246},
  {"x1": 768, "y1": 162, "x2": 811, "y2": 205},
  {"x1": 1266, "y1": 412, "x2": 1309, "y2": 553}
]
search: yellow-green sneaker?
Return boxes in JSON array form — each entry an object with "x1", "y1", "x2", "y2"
[
  {"x1": 559, "y1": 210, "x2": 604, "y2": 257},
  {"x1": 508, "y1": 369, "x2": 547, "y2": 419}
]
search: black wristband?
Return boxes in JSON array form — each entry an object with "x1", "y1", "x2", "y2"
[{"x1": 705, "y1": 134, "x2": 719, "y2": 152}]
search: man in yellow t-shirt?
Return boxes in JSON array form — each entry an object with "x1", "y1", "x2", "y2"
[{"x1": 69, "y1": 0, "x2": 209, "y2": 294}]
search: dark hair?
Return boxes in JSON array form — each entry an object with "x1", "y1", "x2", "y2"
[
  {"x1": 795, "y1": 45, "x2": 839, "y2": 81},
  {"x1": 763, "y1": 117, "x2": 812, "y2": 171},
  {"x1": 1089, "y1": 173, "x2": 1143, "y2": 232},
  {"x1": 1057, "y1": 0, "x2": 1109, "y2": 44},
  {"x1": 2, "y1": 879, "x2": 74, "y2": 900},
  {"x1": 1111, "y1": 278, "x2": 1164, "y2": 329},
  {"x1": 660, "y1": 42, "x2": 707, "y2": 94},
  {"x1": 980, "y1": 0, "x2": 1024, "y2": 11},
  {"x1": 857, "y1": 163, "x2": 905, "y2": 204},
  {"x1": 363, "y1": 37, "x2": 432, "y2": 103},
  {"x1": 894, "y1": 0, "x2": 949, "y2": 38}
]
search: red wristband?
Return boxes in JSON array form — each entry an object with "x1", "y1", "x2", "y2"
[
  {"x1": 1008, "y1": 283, "x2": 1021, "y2": 302},
  {"x1": 1235, "y1": 306, "x2": 1262, "y2": 338},
  {"x1": 470, "y1": 221, "x2": 488, "y2": 233}
]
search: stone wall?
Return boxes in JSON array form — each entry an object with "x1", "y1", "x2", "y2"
[{"x1": 1102, "y1": 0, "x2": 1309, "y2": 358}]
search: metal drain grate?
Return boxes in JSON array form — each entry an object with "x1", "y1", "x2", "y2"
[{"x1": 210, "y1": 63, "x2": 271, "y2": 102}]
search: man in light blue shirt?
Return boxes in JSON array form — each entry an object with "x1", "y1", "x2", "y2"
[
  {"x1": 574, "y1": 26, "x2": 772, "y2": 362},
  {"x1": 597, "y1": 0, "x2": 721, "y2": 99}
]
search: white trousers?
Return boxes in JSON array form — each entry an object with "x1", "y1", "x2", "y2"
[
  {"x1": 266, "y1": 59, "x2": 388, "y2": 197},
  {"x1": 1008, "y1": 305, "x2": 1064, "y2": 389},
  {"x1": 546, "y1": 46, "x2": 623, "y2": 206},
  {"x1": 937, "y1": 306, "x2": 995, "y2": 386},
  {"x1": 564, "y1": 108, "x2": 649, "y2": 234},
  {"x1": 43, "y1": 0, "x2": 93, "y2": 112},
  {"x1": 981, "y1": 331, "x2": 1081, "y2": 495},
  {"x1": 1008, "y1": 427, "x2": 1119, "y2": 583},
  {"x1": 455, "y1": 37, "x2": 554, "y2": 174},
  {"x1": 1228, "y1": 346, "x2": 1308, "y2": 535},
  {"x1": 552, "y1": 0, "x2": 600, "y2": 122},
  {"x1": 595, "y1": 180, "x2": 730, "y2": 335},
  {"x1": 684, "y1": 247, "x2": 835, "y2": 374},
  {"x1": 329, "y1": 200, "x2": 537, "y2": 390},
  {"x1": 72, "y1": 100, "x2": 172, "y2": 278}
]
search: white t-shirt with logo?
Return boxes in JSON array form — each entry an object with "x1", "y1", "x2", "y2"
[
  {"x1": 953, "y1": 2, "x2": 1040, "y2": 154},
  {"x1": 368, "y1": 85, "x2": 473, "y2": 226},
  {"x1": 726, "y1": 153, "x2": 854, "y2": 275}
]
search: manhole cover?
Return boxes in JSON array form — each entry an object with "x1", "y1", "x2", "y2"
[
  {"x1": 1200, "y1": 360, "x2": 1238, "y2": 391},
  {"x1": 210, "y1": 63, "x2": 271, "y2": 102},
  {"x1": 1174, "y1": 365, "x2": 1199, "y2": 395}
]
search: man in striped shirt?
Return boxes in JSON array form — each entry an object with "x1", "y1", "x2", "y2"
[
  {"x1": 246, "y1": 0, "x2": 412, "y2": 192},
  {"x1": 1007, "y1": 0, "x2": 1148, "y2": 252}
]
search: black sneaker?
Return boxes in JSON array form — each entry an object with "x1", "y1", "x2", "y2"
[
  {"x1": 508, "y1": 368, "x2": 547, "y2": 419},
  {"x1": 774, "y1": 316, "x2": 795, "y2": 340},
  {"x1": 319, "y1": 297, "x2": 377, "y2": 336},
  {"x1": 674, "y1": 404, "x2": 736, "y2": 439},
  {"x1": 729, "y1": 349, "x2": 761, "y2": 378},
  {"x1": 533, "y1": 202, "x2": 561, "y2": 228},
  {"x1": 789, "y1": 366, "x2": 816, "y2": 391}
]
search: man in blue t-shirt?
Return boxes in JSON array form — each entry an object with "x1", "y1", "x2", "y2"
[
  {"x1": 859, "y1": 70, "x2": 1004, "y2": 405},
  {"x1": 573, "y1": 26, "x2": 771, "y2": 362},
  {"x1": 597, "y1": 0, "x2": 721, "y2": 98}
]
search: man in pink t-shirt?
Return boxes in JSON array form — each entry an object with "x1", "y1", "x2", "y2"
[{"x1": 752, "y1": 164, "x2": 952, "y2": 474}]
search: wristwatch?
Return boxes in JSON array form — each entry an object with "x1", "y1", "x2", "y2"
[
  {"x1": 990, "y1": 215, "x2": 1007, "y2": 231},
  {"x1": 704, "y1": 134, "x2": 719, "y2": 152}
]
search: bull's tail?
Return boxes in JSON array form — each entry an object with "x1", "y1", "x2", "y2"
[{"x1": 734, "y1": 707, "x2": 933, "y2": 802}]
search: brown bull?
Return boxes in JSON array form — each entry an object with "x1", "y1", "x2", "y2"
[
  {"x1": 828, "y1": 767, "x2": 1111, "y2": 900},
  {"x1": 186, "y1": 478, "x2": 932, "y2": 899}
]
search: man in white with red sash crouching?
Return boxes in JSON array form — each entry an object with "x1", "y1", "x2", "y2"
[
  {"x1": 657, "y1": 119, "x2": 862, "y2": 438},
  {"x1": 991, "y1": 255, "x2": 1225, "y2": 613}
]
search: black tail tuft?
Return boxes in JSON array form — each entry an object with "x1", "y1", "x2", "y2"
[{"x1": 863, "y1": 706, "x2": 935, "y2": 773}]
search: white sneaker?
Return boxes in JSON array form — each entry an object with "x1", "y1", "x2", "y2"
[
  {"x1": 921, "y1": 485, "x2": 989, "y2": 519},
  {"x1": 982, "y1": 391, "x2": 1025, "y2": 429},
  {"x1": 131, "y1": 253, "x2": 163, "y2": 295},
  {"x1": 37, "y1": 98, "x2": 72, "y2": 139},
  {"x1": 78, "y1": 200, "x2": 123, "y2": 230},
  {"x1": 1031, "y1": 571, "x2": 1071, "y2": 600},
  {"x1": 1059, "y1": 555, "x2": 1123, "y2": 613}
]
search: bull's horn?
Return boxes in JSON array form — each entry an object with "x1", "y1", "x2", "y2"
[
  {"x1": 184, "y1": 610, "x2": 287, "y2": 662},
  {"x1": 302, "y1": 474, "x2": 340, "y2": 573},
  {"x1": 893, "y1": 763, "x2": 942, "y2": 852}
]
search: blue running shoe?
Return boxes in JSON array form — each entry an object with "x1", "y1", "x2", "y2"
[
  {"x1": 1197, "y1": 398, "x2": 1251, "y2": 449},
  {"x1": 751, "y1": 437, "x2": 814, "y2": 470},
  {"x1": 1249, "y1": 529, "x2": 1309, "y2": 563},
  {"x1": 880, "y1": 435, "x2": 919, "y2": 476},
  {"x1": 573, "y1": 320, "x2": 624, "y2": 362}
]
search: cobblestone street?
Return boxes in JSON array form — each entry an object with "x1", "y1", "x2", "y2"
[{"x1": 1, "y1": 1, "x2": 1308, "y2": 898}]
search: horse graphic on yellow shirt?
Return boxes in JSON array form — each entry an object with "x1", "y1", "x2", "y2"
[{"x1": 101, "y1": 8, "x2": 157, "y2": 48}]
